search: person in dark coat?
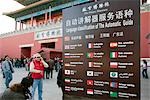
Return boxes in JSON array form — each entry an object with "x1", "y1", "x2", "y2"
[
  {"x1": 0, "y1": 77, "x2": 33, "y2": 100},
  {"x1": 47, "y1": 59, "x2": 54, "y2": 79},
  {"x1": 142, "y1": 60, "x2": 149, "y2": 79},
  {"x1": 2, "y1": 55, "x2": 14, "y2": 88},
  {"x1": 57, "y1": 65, "x2": 64, "y2": 100}
]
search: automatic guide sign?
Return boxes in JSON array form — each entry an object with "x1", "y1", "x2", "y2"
[{"x1": 63, "y1": 0, "x2": 140, "y2": 99}]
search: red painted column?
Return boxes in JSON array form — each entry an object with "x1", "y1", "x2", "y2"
[
  {"x1": 49, "y1": 6, "x2": 52, "y2": 23},
  {"x1": 31, "y1": 17, "x2": 33, "y2": 26},
  {"x1": 45, "y1": 13, "x2": 48, "y2": 24},
  {"x1": 22, "y1": 22, "x2": 24, "y2": 29},
  {"x1": 15, "y1": 21, "x2": 17, "y2": 30},
  {"x1": 20, "y1": 21, "x2": 22, "y2": 30}
]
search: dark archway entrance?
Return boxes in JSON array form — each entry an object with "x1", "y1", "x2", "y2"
[{"x1": 21, "y1": 47, "x2": 31, "y2": 58}]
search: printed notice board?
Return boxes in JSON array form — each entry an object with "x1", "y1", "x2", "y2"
[{"x1": 63, "y1": 0, "x2": 140, "y2": 99}]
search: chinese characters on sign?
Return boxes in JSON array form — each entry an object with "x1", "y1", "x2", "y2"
[
  {"x1": 34, "y1": 28, "x2": 62, "y2": 40},
  {"x1": 63, "y1": 0, "x2": 140, "y2": 99}
]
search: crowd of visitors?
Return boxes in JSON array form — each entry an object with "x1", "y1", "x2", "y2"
[
  {"x1": 0, "y1": 51, "x2": 63, "y2": 100},
  {"x1": 0, "y1": 56, "x2": 62, "y2": 79}
]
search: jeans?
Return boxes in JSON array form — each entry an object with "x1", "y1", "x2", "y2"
[
  {"x1": 142, "y1": 69, "x2": 149, "y2": 78},
  {"x1": 4, "y1": 71, "x2": 12, "y2": 88},
  {"x1": 32, "y1": 79, "x2": 43, "y2": 100}
]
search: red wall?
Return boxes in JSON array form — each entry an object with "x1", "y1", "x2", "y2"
[
  {"x1": 0, "y1": 32, "x2": 62, "y2": 59},
  {"x1": 140, "y1": 12, "x2": 150, "y2": 58},
  {"x1": 0, "y1": 12, "x2": 150, "y2": 58},
  {"x1": 0, "y1": 39, "x2": 2, "y2": 58},
  {"x1": 0, "y1": 32, "x2": 35, "y2": 58}
]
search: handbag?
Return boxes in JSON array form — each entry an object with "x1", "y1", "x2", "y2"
[
  {"x1": 8, "y1": 61, "x2": 14, "y2": 73},
  {"x1": 27, "y1": 72, "x2": 33, "y2": 82}
]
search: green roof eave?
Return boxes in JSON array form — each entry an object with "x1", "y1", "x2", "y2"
[
  {"x1": 4, "y1": 0, "x2": 92, "y2": 20},
  {"x1": 15, "y1": 0, "x2": 41, "y2": 6},
  {"x1": 3, "y1": 0, "x2": 51, "y2": 18}
]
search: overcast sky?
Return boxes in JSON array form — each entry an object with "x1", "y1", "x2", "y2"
[{"x1": 0, "y1": 0, "x2": 24, "y2": 34}]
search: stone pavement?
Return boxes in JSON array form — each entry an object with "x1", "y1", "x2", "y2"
[
  {"x1": 141, "y1": 67, "x2": 150, "y2": 100},
  {"x1": 0, "y1": 67, "x2": 150, "y2": 100},
  {"x1": 0, "y1": 68, "x2": 62, "y2": 100}
]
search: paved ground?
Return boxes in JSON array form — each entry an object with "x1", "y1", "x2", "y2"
[
  {"x1": 0, "y1": 68, "x2": 62, "y2": 100},
  {"x1": 140, "y1": 67, "x2": 150, "y2": 100},
  {"x1": 0, "y1": 67, "x2": 149, "y2": 100}
]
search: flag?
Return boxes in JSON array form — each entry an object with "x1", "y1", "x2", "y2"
[
  {"x1": 64, "y1": 63, "x2": 70, "y2": 67},
  {"x1": 110, "y1": 62, "x2": 118, "y2": 68},
  {"x1": 64, "y1": 53, "x2": 70, "y2": 58},
  {"x1": 86, "y1": 53, "x2": 94, "y2": 58},
  {"x1": 87, "y1": 80, "x2": 94, "y2": 86},
  {"x1": 87, "y1": 89, "x2": 94, "y2": 94},
  {"x1": 65, "y1": 70, "x2": 70, "y2": 75},
  {"x1": 89, "y1": 62, "x2": 94, "y2": 67},
  {"x1": 65, "y1": 78, "x2": 70, "y2": 83},
  {"x1": 110, "y1": 82, "x2": 118, "y2": 88},
  {"x1": 88, "y1": 43, "x2": 94, "y2": 48},
  {"x1": 110, "y1": 42, "x2": 117, "y2": 48},
  {"x1": 65, "y1": 86, "x2": 71, "y2": 92},
  {"x1": 64, "y1": 36, "x2": 70, "y2": 41},
  {"x1": 64, "y1": 56, "x2": 70, "y2": 58},
  {"x1": 110, "y1": 72, "x2": 118, "y2": 78},
  {"x1": 110, "y1": 91, "x2": 118, "y2": 98},
  {"x1": 64, "y1": 45, "x2": 70, "y2": 49},
  {"x1": 110, "y1": 52, "x2": 118, "y2": 58},
  {"x1": 87, "y1": 71, "x2": 94, "y2": 76}
]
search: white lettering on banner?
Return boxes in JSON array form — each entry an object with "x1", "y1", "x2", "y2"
[
  {"x1": 65, "y1": 44, "x2": 82, "y2": 50},
  {"x1": 119, "y1": 73, "x2": 134, "y2": 79},
  {"x1": 124, "y1": 9, "x2": 133, "y2": 18},
  {"x1": 94, "y1": 90, "x2": 109, "y2": 95},
  {"x1": 118, "y1": 92, "x2": 137, "y2": 98},
  {"x1": 65, "y1": 8, "x2": 134, "y2": 34},
  {"x1": 35, "y1": 28, "x2": 62, "y2": 40},
  {"x1": 115, "y1": 10, "x2": 123, "y2": 19},
  {"x1": 72, "y1": 18, "x2": 78, "y2": 25},
  {"x1": 110, "y1": 41, "x2": 134, "y2": 48},
  {"x1": 82, "y1": 1, "x2": 110, "y2": 13},
  {"x1": 94, "y1": 81, "x2": 109, "y2": 86},
  {"x1": 71, "y1": 87, "x2": 84, "y2": 91},
  {"x1": 119, "y1": 83, "x2": 135, "y2": 89},
  {"x1": 100, "y1": 33, "x2": 110, "y2": 38},
  {"x1": 92, "y1": 15, "x2": 98, "y2": 23},
  {"x1": 99, "y1": 13, "x2": 106, "y2": 22},
  {"x1": 78, "y1": 17, "x2": 84, "y2": 25},
  {"x1": 107, "y1": 12, "x2": 115, "y2": 21},
  {"x1": 112, "y1": 31, "x2": 124, "y2": 37},
  {"x1": 66, "y1": 20, "x2": 71, "y2": 27},
  {"x1": 64, "y1": 53, "x2": 84, "y2": 58},
  {"x1": 70, "y1": 79, "x2": 83, "y2": 84},
  {"x1": 85, "y1": 34, "x2": 94, "y2": 39}
]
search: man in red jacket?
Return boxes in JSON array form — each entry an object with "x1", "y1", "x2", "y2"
[{"x1": 30, "y1": 53, "x2": 48, "y2": 100}]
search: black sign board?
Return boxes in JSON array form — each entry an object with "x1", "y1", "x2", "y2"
[{"x1": 63, "y1": 0, "x2": 140, "y2": 99}]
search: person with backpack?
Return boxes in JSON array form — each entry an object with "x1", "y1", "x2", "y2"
[{"x1": 0, "y1": 77, "x2": 33, "y2": 100}]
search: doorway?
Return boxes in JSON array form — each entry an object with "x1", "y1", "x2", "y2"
[{"x1": 21, "y1": 47, "x2": 31, "y2": 58}]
